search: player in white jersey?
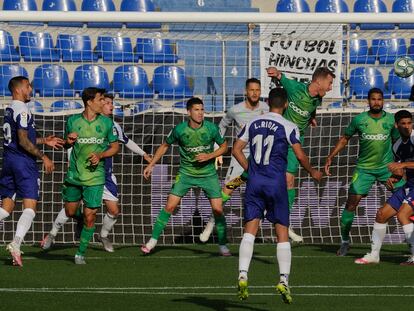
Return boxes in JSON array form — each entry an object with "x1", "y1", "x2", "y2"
[
  {"x1": 0, "y1": 76, "x2": 64, "y2": 266},
  {"x1": 41, "y1": 94, "x2": 151, "y2": 252},
  {"x1": 199, "y1": 78, "x2": 268, "y2": 243}
]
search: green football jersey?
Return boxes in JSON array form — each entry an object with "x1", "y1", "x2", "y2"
[
  {"x1": 166, "y1": 120, "x2": 225, "y2": 177},
  {"x1": 344, "y1": 111, "x2": 399, "y2": 170},
  {"x1": 281, "y1": 74, "x2": 322, "y2": 135},
  {"x1": 65, "y1": 114, "x2": 118, "y2": 186}
]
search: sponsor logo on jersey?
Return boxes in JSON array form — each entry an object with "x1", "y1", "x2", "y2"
[
  {"x1": 77, "y1": 137, "x2": 105, "y2": 144},
  {"x1": 184, "y1": 145, "x2": 211, "y2": 153},
  {"x1": 289, "y1": 102, "x2": 309, "y2": 117},
  {"x1": 20, "y1": 112, "x2": 28, "y2": 128},
  {"x1": 361, "y1": 133, "x2": 389, "y2": 141}
]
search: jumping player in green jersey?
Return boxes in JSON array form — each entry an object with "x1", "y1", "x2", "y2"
[
  {"x1": 325, "y1": 88, "x2": 403, "y2": 256},
  {"x1": 62, "y1": 87, "x2": 119, "y2": 264},
  {"x1": 221, "y1": 66, "x2": 334, "y2": 242},
  {"x1": 141, "y1": 97, "x2": 230, "y2": 256}
]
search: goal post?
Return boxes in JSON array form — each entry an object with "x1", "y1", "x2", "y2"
[{"x1": 0, "y1": 12, "x2": 412, "y2": 245}]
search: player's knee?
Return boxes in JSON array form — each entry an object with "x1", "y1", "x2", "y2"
[
  {"x1": 164, "y1": 205, "x2": 176, "y2": 213},
  {"x1": 375, "y1": 209, "x2": 388, "y2": 223}
]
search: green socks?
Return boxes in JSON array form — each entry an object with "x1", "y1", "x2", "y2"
[
  {"x1": 76, "y1": 226, "x2": 95, "y2": 256},
  {"x1": 288, "y1": 189, "x2": 296, "y2": 212},
  {"x1": 340, "y1": 209, "x2": 355, "y2": 242},
  {"x1": 214, "y1": 214, "x2": 227, "y2": 245},
  {"x1": 240, "y1": 171, "x2": 249, "y2": 181},
  {"x1": 151, "y1": 208, "x2": 171, "y2": 240},
  {"x1": 222, "y1": 191, "x2": 231, "y2": 204}
]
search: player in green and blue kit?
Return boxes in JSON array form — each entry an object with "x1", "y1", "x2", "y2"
[
  {"x1": 325, "y1": 88, "x2": 403, "y2": 256},
  {"x1": 141, "y1": 97, "x2": 230, "y2": 256},
  {"x1": 62, "y1": 87, "x2": 119, "y2": 264}
]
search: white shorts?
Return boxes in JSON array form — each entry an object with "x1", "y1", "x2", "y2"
[
  {"x1": 225, "y1": 152, "x2": 249, "y2": 183},
  {"x1": 102, "y1": 174, "x2": 119, "y2": 202}
]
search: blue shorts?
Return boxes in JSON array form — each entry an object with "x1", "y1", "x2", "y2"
[
  {"x1": 244, "y1": 174, "x2": 289, "y2": 226},
  {"x1": 0, "y1": 156, "x2": 39, "y2": 200},
  {"x1": 386, "y1": 185, "x2": 414, "y2": 211}
]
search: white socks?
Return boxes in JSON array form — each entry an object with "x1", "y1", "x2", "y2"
[
  {"x1": 402, "y1": 223, "x2": 414, "y2": 255},
  {"x1": 238, "y1": 233, "x2": 255, "y2": 280},
  {"x1": 13, "y1": 208, "x2": 36, "y2": 247},
  {"x1": 277, "y1": 242, "x2": 291, "y2": 284},
  {"x1": 50, "y1": 208, "x2": 69, "y2": 236},
  {"x1": 371, "y1": 222, "x2": 387, "y2": 258},
  {"x1": 146, "y1": 238, "x2": 158, "y2": 250},
  {"x1": 0, "y1": 207, "x2": 10, "y2": 221},
  {"x1": 100, "y1": 212, "x2": 118, "y2": 238}
]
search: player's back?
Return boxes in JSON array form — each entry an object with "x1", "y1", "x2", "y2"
[
  {"x1": 393, "y1": 131, "x2": 414, "y2": 186},
  {"x1": 3, "y1": 100, "x2": 37, "y2": 161},
  {"x1": 243, "y1": 112, "x2": 300, "y2": 179}
]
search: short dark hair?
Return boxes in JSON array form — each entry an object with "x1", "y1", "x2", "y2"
[
  {"x1": 186, "y1": 97, "x2": 203, "y2": 110},
  {"x1": 312, "y1": 67, "x2": 336, "y2": 81},
  {"x1": 8, "y1": 76, "x2": 29, "y2": 93},
  {"x1": 268, "y1": 88, "x2": 287, "y2": 109},
  {"x1": 81, "y1": 87, "x2": 106, "y2": 105},
  {"x1": 245, "y1": 78, "x2": 261, "y2": 88},
  {"x1": 103, "y1": 93, "x2": 114, "y2": 100},
  {"x1": 368, "y1": 87, "x2": 383, "y2": 99},
  {"x1": 395, "y1": 109, "x2": 413, "y2": 123}
]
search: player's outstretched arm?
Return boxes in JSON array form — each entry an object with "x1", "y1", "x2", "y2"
[
  {"x1": 232, "y1": 138, "x2": 248, "y2": 171},
  {"x1": 143, "y1": 142, "x2": 170, "y2": 180},
  {"x1": 196, "y1": 141, "x2": 228, "y2": 163},
  {"x1": 291, "y1": 143, "x2": 323, "y2": 183},
  {"x1": 124, "y1": 140, "x2": 152, "y2": 163},
  {"x1": 324, "y1": 135, "x2": 350, "y2": 176},
  {"x1": 37, "y1": 135, "x2": 65, "y2": 149}
]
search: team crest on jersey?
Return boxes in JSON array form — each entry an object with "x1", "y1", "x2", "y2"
[
  {"x1": 112, "y1": 126, "x2": 117, "y2": 136},
  {"x1": 20, "y1": 112, "x2": 28, "y2": 127}
]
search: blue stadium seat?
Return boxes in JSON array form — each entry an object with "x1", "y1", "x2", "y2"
[
  {"x1": 73, "y1": 65, "x2": 110, "y2": 92},
  {"x1": 226, "y1": 41, "x2": 247, "y2": 66},
  {"x1": 28, "y1": 101, "x2": 44, "y2": 113},
  {"x1": 3, "y1": 0, "x2": 37, "y2": 10},
  {"x1": 0, "y1": 65, "x2": 28, "y2": 96},
  {"x1": 350, "y1": 67, "x2": 390, "y2": 99},
  {"x1": 42, "y1": 0, "x2": 83, "y2": 27},
  {"x1": 353, "y1": 0, "x2": 394, "y2": 30},
  {"x1": 96, "y1": 36, "x2": 134, "y2": 62},
  {"x1": 315, "y1": 0, "x2": 348, "y2": 12},
  {"x1": 0, "y1": 30, "x2": 20, "y2": 61},
  {"x1": 371, "y1": 38, "x2": 407, "y2": 64},
  {"x1": 203, "y1": 95, "x2": 224, "y2": 112},
  {"x1": 173, "y1": 101, "x2": 187, "y2": 109},
  {"x1": 135, "y1": 38, "x2": 178, "y2": 63},
  {"x1": 276, "y1": 0, "x2": 310, "y2": 12},
  {"x1": 19, "y1": 31, "x2": 59, "y2": 62},
  {"x1": 81, "y1": 0, "x2": 122, "y2": 28},
  {"x1": 32, "y1": 64, "x2": 74, "y2": 97},
  {"x1": 121, "y1": 0, "x2": 161, "y2": 28},
  {"x1": 153, "y1": 66, "x2": 193, "y2": 99},
  {"x1": 113, "y1": 103, "x2": 125, "y2": 117},
  {"x1": 50, "y1": 100, "x2": 83, "y2": 112},
  {"x1": 387, "y1": 69, "x2": 414, "y2": 99},
  {"x1": 133, "y1": 101, "x2": 161, "y2": 113},
  {"x1": 393, "y1": 0, "x2": 414, "y2": 29},
  {"x1": 176, "y1": 40, "x2": 222, "y2": 66},
  {"x1": 113, "y1": 65, "x2": 153, "y2": 99},
  {"x1": 56, "y1": 34, "x2": 98, "y2": 62},
  {"x1": 349, "y1": 39, "x2": 376, "y2": 64}
]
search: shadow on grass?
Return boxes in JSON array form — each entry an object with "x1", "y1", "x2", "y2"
[{"x1": 172, "y1": 296, "x2": 267, "y2": 311}]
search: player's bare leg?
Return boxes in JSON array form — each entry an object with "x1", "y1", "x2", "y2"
[{"x1": 397, "y1": 204, "x2": 414, "y2": 265}]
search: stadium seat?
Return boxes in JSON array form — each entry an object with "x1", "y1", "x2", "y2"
[
  {"x1": 226, "y1": 41, "x2": 247, "y2": 66},
  {"x1": 176, "y1": 40, "x2": 222, "y2": 66},
  {"x1": 387, "y1": 69, "x2": 414, "y2": 99},
  {"x1": 32, "y1": 64, "x2": 74, "y2": 97},
  {"x1": 19, "y1": 31, "x2": 59, "y2": 62},
  {"x1": 81, "y1": 0, "x2": 122, "y2": 28},
  {"x1": 56, "y1": 34, "x2": 98, "y2": 62},
  {"x1": 73, "y1": 65, "x2": 110, "y2": 92},
  {"x1": 120, "y1": 0, "x2": 161, "y2": 28},
  {"x1": 349, "y1": 39, "x2": 376, "y2": 64},
  {"x1": 371, "y1": 38, "x2": 407, "y2": 64},
  {"x1": 50, "y1": 100, "x2": 83, "y2": 112},
  {"x1": 276, "y1": 0, "x2": 310, "y2": 12},
  {"x1": 203, "y1": 95, "x2": 224, "y2": 112},
  {"x1": 3, "y1": 0, "x2": 37, "y2": 10},
  {"x1": 28, "y1": 101, "x2": 44, "y2": 113},
  {"x1": 42, "y1": 0, "x2": 83, "y2": 27},
  {"x1": 135, "y1": 38, "x2": 178, "y2": 63},
  {"x1": 0, "y1": 64, "x2": 28, "y2": 96},
  {"x1": 113, "y1": 65, "x2": 153, "y2": 99},
  {"x1": 315, "y1": 0, "x2": 349, "y2": 12},
  {"x1": 96, "y1": 35, "x2": 134, "y2": 62},
  {"x1": 393, "y1": 0, "x2": 414, "y2": 29},
  {"x1": 353, "y1": 0, "x2": 394, "y2": 30},
  {"x1": 349, "y1": 67, "x2": 390, "y2": 99},
  {"x1": 153, "y1": 66, "x2": 193, "y2": 99},
  {"x1": 133, "y1": 101, "x2": 161, "y2": 113},
  {"x1": 0, "y1": 30, "x2": 20, "y2": 61}
]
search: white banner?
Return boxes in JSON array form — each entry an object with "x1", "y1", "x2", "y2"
[{"x1": 260, "y1": 24, "x2": 342, "y2": 98}]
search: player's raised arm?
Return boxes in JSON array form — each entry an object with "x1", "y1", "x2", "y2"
[
  {"x1": 291, "y1": 143, "x2": 323, "y2": 183},
  {"x1": 37, "y1": 135, "x2": 65, "y2": 149},
  {"x1": 324, "y1": 135, "x2": 351, "y2": 176},
  {"x1": 143, "y1": 142, "x2": 170, "y2": 179}
]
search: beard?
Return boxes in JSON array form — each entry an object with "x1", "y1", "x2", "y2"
[{"x1": 370, "y1": 107, "x2": 383, "y2": 114}]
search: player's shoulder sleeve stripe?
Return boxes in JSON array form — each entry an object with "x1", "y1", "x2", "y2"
[
  {"x1": 410, "y1": 132, "x2": 414, "y2": 145},
  {"x1": 393, "y1": 138, "x2": 402, "y2": 155},
  {"x1": 113, "y1": 121, "x2": 128, "y2": 144}
]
